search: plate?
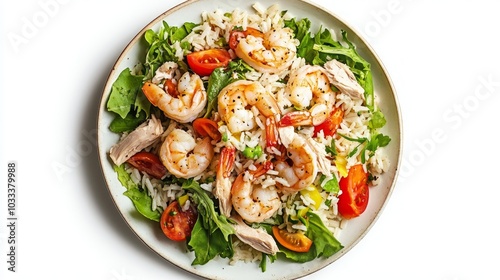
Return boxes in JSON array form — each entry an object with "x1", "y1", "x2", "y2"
[{"x1": 97, "y1": 0, "x2": 402, "y2": 279}]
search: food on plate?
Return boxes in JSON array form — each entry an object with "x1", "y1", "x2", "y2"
[{"x1": 105, "y1": 3, "x2": 391, "y2": 271}]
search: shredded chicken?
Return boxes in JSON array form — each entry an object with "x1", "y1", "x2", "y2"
[
  {"x1": 306, "y1": 138, "x2": 331, "y2": 176},
  {"x1": 109, "y1": 115, "x2": 163, "y2": 165},
  {"x1": 324, "y1": 59, "x2": 365, "y2": 100},
  {"x1": 231, "y1": 215, "x2": 279, "y2": 255}
]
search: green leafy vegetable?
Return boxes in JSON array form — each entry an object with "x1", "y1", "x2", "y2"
[
  {"x1": 325, "y1": 138, "x2": 337, "y2": 156},
  {"x1": 203, "y1": 59, "x2": 254, "y2": 118},
  {"x1": 320, "y1": 174, "x2": 340, "y2": 194},
  {"x1": 106, "y1": 68, "x2": 145, "y2": 119},
  {"x1": 144, "y1": 21, "x2": 197, "y2": 79},
  {"x1": 203, "y1": 67, "x2": 232, "y2": 118},
  {"x1": 113, "y1": 164, "x2": 161, "y2": 222},
  {"x1": 182, "y1": 179, "x2": 235, "y2": 265},
  {"x1": 304, "y1": 212, "x2": 343, "y2": 258},
  {"x1": 368, "y1": 110, "x2": 387, "y2": 130},
  {"x1": 277, "y1": 212, "x2": 343, "y2": 262},
  {"x1": 109, "y1": 110, "x2": 147, "y2": 133},
  {"x1": 338, "y1": 133, "x2": 391, "y2": 163},
  {"x1": 188, "y1": 219, "x2": 234, "y2": 265}
]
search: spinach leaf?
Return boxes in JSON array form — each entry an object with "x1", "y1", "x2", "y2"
[
  {"x1": 203, "y1": 59, "x2": 253, "y2": 118},
  {"x1": 109, "y1": 110, "x2": 147, "y2": 133},
  {"x1": 304, "y1": 212, "x2": 343, "y2": 258},
  {"x1": 188, "y1": 219, "x2": 234, "y2": 265},
  {"x1": 276, "y1": 212, "x2": 343, "y2": 263},
  {"x1": 182, "y1": 179, "x2": 235, "y2": 265},
  {"x1": 113, "y1": 164, "x2": 161, "y2": 222},
  {"x1": 203, "y1": 67, "x2": 232, "y2": 118}
]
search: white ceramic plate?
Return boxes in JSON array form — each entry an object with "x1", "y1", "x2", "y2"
[{"x1": 97, "y1": 0, "x2": 402, "y2": 279}]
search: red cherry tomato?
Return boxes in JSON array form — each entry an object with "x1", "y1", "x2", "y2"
[
  {"x1": 192, "y1": 118, "x2": 221, "y2": 141},
  {"x1": 126, "y1": 151, "x2": 166, "y2": 179},
  {"x1": 186, "y1": 49, "x2": 231, "y2": 76},
  {"x1": 228, "y1": 27, "x2": 263, "y2": 50},
  {"x1": 160, "y1": 201, "x2": 197, "y2": 241},
  {"x1": 313, "y1": 106, "x2": 344, "y2": 137},
  {"x1": 337, "y1": 164, "x2": 369, "y2": 219}
]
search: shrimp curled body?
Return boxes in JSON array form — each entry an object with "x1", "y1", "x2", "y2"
[
  {"x1": 280, "y1": 65, "x2": 337, "y2": 127},
  {"x1": 142, "y1": 72, "x2": 207, "y2": 123},
  {"x1": 231, "y1": 162, "x2": 281, "y2": 223},
  {"x1": 275, "y1": 132, "x2": 318, "y2": 193},
  {"x1": 159, "y1": 128, "x2": 214, "y2": 179},
  {"x1": 235, "y1": 27, "x2": 297, "y2": 74},
  {"x1": 218, "y1": 80, "x2": 280, "y2": 134}
]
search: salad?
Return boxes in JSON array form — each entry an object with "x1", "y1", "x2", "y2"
[{"x1": 105, "y1": 3, "x2": 391, "y2": 271}]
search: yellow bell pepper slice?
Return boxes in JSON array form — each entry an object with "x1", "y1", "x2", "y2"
[{"x1": 335, "y1": 155, "x2": 348, "y2": 178}]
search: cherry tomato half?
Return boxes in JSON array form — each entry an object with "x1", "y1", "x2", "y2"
[
  {"x1": 192, "y1": 118, "x2": 221, "y2": 141},
  {"x1": 126, "y1": 151, "x2": 167, "y2": 179},
  {"x1": 272, "y1": 226, "x2": 313, "y2": 253},
  {"x1": 313, "y1": 106, "x2": 344, "y2": 137},
  {"x1": 160, "y1": 201, "x2": 197, "y2": 242},
  {"x1": 186, "y1": 49, "x2": 231, "y2": 76},
  {"x1": 337, "y1": 164, "x2": 369, "y2": 219}
]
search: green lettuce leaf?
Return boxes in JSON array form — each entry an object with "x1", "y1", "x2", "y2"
[
  {"x1": 106, "y1": 68, "x2": 144, "y2": 119},
  {"x1": 113, "y1": 164, "x2": 161, "y2": 222}
]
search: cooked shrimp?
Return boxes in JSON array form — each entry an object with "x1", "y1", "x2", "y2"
[
  {"x1": 142, "y1": 72, "x2": 207, "y2": 123},
  {"x1": 234, "y1": 27, "x2": 297, "y2": 73},
  {"x1": 275, "y1": 131, "x2": 318, "y2": 193},
  {"x1": 214, "y1": 146, "x2": 236, "y2": 217},
  {"x1": 159, "y1": 128, "x2": 214, "y2": 179},
  {"x1": 218, "y1": 80, "x2": 280, "y2": 134},
  {"x1": 231, "y1": 161, "x2": 281, "y2": 223},
  {"x1": 279, "y1": 65, "x2": 337, "y2": 127}
]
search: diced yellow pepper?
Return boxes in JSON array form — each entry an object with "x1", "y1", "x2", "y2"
[
  {"x1": 290, "y1": 207, "x2": 309, "y2": 221},
  {"x1": 300, "y1": 188, "x2": 323, "y2": 210},
  {"x1": 177, "y1": 194, "x2": 189, "y2": 207},
  {"x1": 335, "y1": 155, "x2": 348, "y2": 178},
  {"x1": 297, "y1": 207, "x2": 310, "y2": 218}
]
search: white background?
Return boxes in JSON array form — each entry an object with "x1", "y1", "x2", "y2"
[{"x1": 1, "y1": 0, "x2": 500, "y2": 279}]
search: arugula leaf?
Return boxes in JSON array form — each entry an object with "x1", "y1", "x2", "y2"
[
  {"x1": 113, "y1": 164, "x2": 161, "y2": 222},
  {"x1": 143, "y1": 21, "x2": 197, "y2": 79},
  {"x1": 325, "y1": 138, "x2": 337, "y2": 156},
  {"x1": 106, "y1": 68, "x2": 144, "y2": 119}
]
